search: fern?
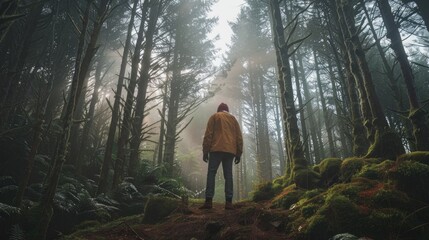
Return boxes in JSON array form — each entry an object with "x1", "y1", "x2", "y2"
[
  {"x1": 0, "y1": 202, "x2": 21, "y2": 221},
  {"x1": 8, "y1": 224, "x2": 24, "y2": 240}
]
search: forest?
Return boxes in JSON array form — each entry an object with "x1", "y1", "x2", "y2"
[{"x1": 1, "y1": 0, "x2": 429, "y2": 239}]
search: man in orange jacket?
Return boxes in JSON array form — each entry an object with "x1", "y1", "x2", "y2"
[{"x1": 200, "y1": 103, "x2": 243, "y2": 210}]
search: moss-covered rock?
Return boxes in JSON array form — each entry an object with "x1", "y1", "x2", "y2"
[
  {"x1": 326, "y1": 178, "x2": 374, "y2": 202},
  {"x1": 293, "y1": 168, "x2": 321, "y2": 189},
  {"x1": 305, "y1": 195, "x2": 363, "y2": 238},
  {"x1": 369, "y1": 188, "x2": 410, "y2": 209},
  {"x1": 306, "y1": 215, "x2": 332, "y2": 240},
  {"x1": 355, "y1": 160, "x2": 394, "y2": 180},
  {"x1": 340, "y1": 158, "x2": 365, "y2": 182},
  {"x1": 301, "y1": 203, "x2": 319, "y2": 218},
  {"x1": 366, "y1": 208, "x2": 405, "y2": 239},
  {"x1": 389, "y1": 160, "x2": 429, "y2": 202},
  {"x1": 142, "y1": 196, "x2": 179, "y2": 224},
  {"x1": 272, "y1": 185, "x2": 304, "y2": 210},
  {"x1": 318, "y1": 158, "x2": 342, "y2": 186},
  {"x1": 251, "y1": 181, "x2": 282, "y2": 202},
  {"x1": 397, "y1": 151, "x2": 429, "y2": 165}
]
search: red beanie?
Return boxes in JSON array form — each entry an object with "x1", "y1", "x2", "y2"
[{"x1": 217, "y1": 103, "x2": 229, "y2": 112}]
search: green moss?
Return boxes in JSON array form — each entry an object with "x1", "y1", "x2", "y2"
[
  {"x1": 312, "y1": 165, "x2": 320, "y2": 173},
  {"x1": 142, "y1": 196, "x2": 179, "y2": 224},
  {"x1": 272, "y1": 175, "x2": 289, "y2": 187},
  {"x1": 390, "y1": 160, "x2": 429, "y2": 202},
  {"x1": 301, "y1": 204, "x2": 319, "y2": 218},
  {"x1": 370, "y1": 188, "x2": 410, "y2": 209},
  {"x1": 397, "y1": 151, "x2": 429, "y2": 165},
  {"x1": 366, "y1": 208, "x2": 405, "y2": 239},
  {"x1": 293, "y1": 168, "x2": 321, "y2": 189},
  {"x1": 365, "y1": 128, "x2": 405, "y2": 160},
  {"x1": 340, "y1": 157, "x2": 365, "y2": 182},
  {"x1": 305, "y1": 215, "x2": 332, "y2": 240},
  {"x1": 356, "y1": 160, "x2": 394, "y2": 181},
  {"x1": 318, "y1": 158, "x2": 342, "y2": 186},
  {"x1": 251, "y1": 181, "x2": 282, "y2": 202},
  {"x1": 301, "y1": 189, "x2": 324, "y2": 200},
  {"x1": 272, "y1": 189, "x2": 305, "y2": 210},
  {"x1": 304, "y1": 195, "x2": 363, "y2": 239},
  {"x1": 319, "y1": 195, "x2": 363, "y2": 234}
]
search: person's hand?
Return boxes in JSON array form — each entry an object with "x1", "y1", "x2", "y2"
[
  {"x1": 234, "y1": 156, "x2": 240, "y2": 164},
  {"x1": 203, "y1": 153, "x2": 209, "y2": 163}
]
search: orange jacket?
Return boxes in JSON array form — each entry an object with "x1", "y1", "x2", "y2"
[{"x1": 203, "y1": 111, "x2": 243, "y2": 157}]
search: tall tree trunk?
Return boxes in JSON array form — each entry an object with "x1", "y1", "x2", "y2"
[
  {"x1": 163, "y1": 60, "x2": 180, "y2": 176},
  {"x1": 108, "y1": 0, "x2": 139, "y2": 187},
  {"x1": 67, "y1": 61, "x2": 92, "y2": 166},
  {"x1": 268, "y1": 1, "x2": 291, "y2": 168},
  {"x1": 326, "y1": 25, "x2": 368, "y2": 156},
  {"x1": 327, "y1": 60, "x2": 350, "y2": 157},
  {"x1": 31, "y1": 1, "x2": 110, "y2": 238},
  {"x1": 258, "y1": 74, "x2": 272, "y2": 180},
  {"x1": 128, "y1": 0, "x2": 162, "y2": 178},
  {"x1": 76, "y1": 59, "x2": 105, "y2": 174},
  {"x1": 378, "y1": 0, "x2": 429, "y2": 151},
  {"x1": 156, "y1": 82, "x2": 168, "y2": 165},
  {"x1": 273, "y1": 89, "x2": 286, "y2": 174},
  {"x1": 292, "y1": 55, "x2": 311, "y2": 162},
  {"x1": 336, "y1": 0, "x2": 405, "y2": 159},
  {"x1": 269, "y1": 0, "x2": 307, "y2": 180},
  {"x1": 341, "y1": 44, "x2": 369, "y2": 156},
  {"x1": 361, "y1": 0, "x2": 415, "y2": 150},
  {"x1": 313, "y1": 50, "x2": 336, "y2": 157},
  {"x1": 297, "y1": 51, "x2": 321, "y2": 163},
  {"x1": 102, "y1": 0, "x2": 149, "y2": 193}
]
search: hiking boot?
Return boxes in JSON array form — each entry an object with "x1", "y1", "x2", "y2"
[
  {"x1": 225, "y1": 201, "x2": 234, "y2": 210},
  {"x1": 199, "y1": 199, "x2": 213, "y2": 209}
]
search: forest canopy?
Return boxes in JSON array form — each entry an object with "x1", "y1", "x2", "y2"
[{"x1": 1, "y1": 0, "x2": 429, "y2": 239}]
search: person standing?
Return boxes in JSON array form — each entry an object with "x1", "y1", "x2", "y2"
[{"x1": 200, "y1": 103, "x2": 243, "y2": 210}]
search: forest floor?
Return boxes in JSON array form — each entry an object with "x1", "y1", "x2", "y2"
[{"x1": 63, "y1": 200, "x2": 293, "y2": 240}]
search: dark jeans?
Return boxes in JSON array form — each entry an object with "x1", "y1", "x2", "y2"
[{"x1": 205, "y1": 152, "x2": 234, "y2": 201}]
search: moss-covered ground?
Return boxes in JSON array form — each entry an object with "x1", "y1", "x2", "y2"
[{"x1": 62, "y1": 152, "x2": 429, "y2": 240}]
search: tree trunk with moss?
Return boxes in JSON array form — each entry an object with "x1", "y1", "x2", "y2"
[
  {"x1": 361, "y1": 0, "x2": 415, "y2": 150},
  {"x1": 326, "y1": 23, "x2": 368, "y2": 156},
  {"x1": 378, "y1": 0, "x2": 429, "y2": 151},
  {"x1": 269, "y1": 0, "x2": 308, "y2": 181},
  {"x1": 292, "y1": 55, "x2": 311, "y2": 162},
  {"x1": 268, "y1": 4, "x2": 292, "y2": 167},
  {"x1": 336, "y1": 0, "x2": 404, "y2": 159}
]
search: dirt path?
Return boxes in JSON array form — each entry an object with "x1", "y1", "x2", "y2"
[{"x1": 80, "y1": 201, "x2": 291, "y2": 240}]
